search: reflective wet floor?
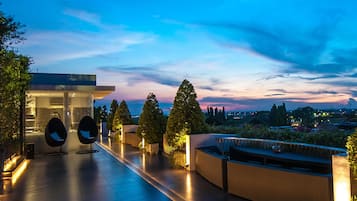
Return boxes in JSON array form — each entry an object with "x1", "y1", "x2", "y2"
[
  {"x1": 1, "y1": 146, "x2": 169, "y2": 201},
  {"x1": 99, "y1": 138, "x2": 245, "y2": 201},
  {"x1": 1, "y1": 138, "x2": 246, "y2": 201}
]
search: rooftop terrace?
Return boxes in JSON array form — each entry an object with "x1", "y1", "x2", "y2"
[{"x1": 0, "y1": 138, "x2": 245, "y2": 201}]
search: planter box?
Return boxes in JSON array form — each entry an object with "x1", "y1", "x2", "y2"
[
  {"x1": 145, "y1": 143, "x2": 159, "y2": 155},
  {"x1": 171, "y1": 151, "x2": 186, "y2": 168}
]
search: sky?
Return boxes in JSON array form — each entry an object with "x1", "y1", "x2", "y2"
[{"x1": 3, "y1": 0, "x2": 357, "y2": 114}]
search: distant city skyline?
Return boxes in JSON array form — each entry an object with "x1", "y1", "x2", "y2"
[{"x1": 3, "y1": 0, "x2": 357, "y2": 112}]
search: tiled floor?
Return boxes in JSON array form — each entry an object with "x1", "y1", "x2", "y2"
[
  {"x1": 1, "y1": 147, "x2": 169, "y2": 201},
  {"x1": 0, "y1": 138, "x2": 246, "y2": 201},
  {"x1": 98, "y1": 138, "x2": 245, "y2": 201}
]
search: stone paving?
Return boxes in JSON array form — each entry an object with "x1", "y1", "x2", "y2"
[
  {"x1": 0, "y1": 137, "x2": 245, "y2": 201},
  {"x1": 98, "y1": 137, "x2": 245, "y2": 201}
]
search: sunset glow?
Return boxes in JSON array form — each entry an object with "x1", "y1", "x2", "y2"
[{"x1": 3, "y1": 0, "x2": 357, "y2": 113}]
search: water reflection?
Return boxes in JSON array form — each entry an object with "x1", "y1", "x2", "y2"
[
  {"x1": 142, "y1": 152, "x2": 146, "y2": 171},
  {"x1": 186, "y1": 173, "x2": 192, "y2": 196},
  {"x1": 120, "y1": 142, "x2": 124, "y2": 159},
  {"x1": 108, "y1": 137, "x2": 112, "y2": 148}
]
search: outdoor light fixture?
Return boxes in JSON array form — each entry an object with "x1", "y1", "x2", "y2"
[
  {"x1": 185, "y1": 135, "x2": 190, "y2": 168},
  {"x1": 11, "y1": 160, "x2": 30, "y2": 185}
]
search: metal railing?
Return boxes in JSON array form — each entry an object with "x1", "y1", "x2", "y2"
[{"x1": 216, "y1": 137, "x2": 346, "y2": 159}]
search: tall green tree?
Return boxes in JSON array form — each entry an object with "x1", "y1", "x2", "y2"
[
  {"x1": 94, "y1": 105, "x2": 108, "y2": 126},
  {"x1": 270, "y1": 104, "x2": 278, "y2": 126},
  {"x1": 166, "y1": 79, "x2": 207, "y2": 150},
  {"x1": 106, "y1": 99, "x2": 118, "y2": 131},
  {"x1": 205, "y1": 106, "x2": 226, "y2": 125},
  {"x1": 137, "y1": 93, "x2": 166, "y2": 144},
  {"x1": 0, "y1": 51, "x2": 31, "y2": 143},
  {"x1": 113, "y1": 100, "x2": 133, "y2": 131},
  {"x1": 293, "y1": 106, "x2": 314, "y2": 128},
  {"x1": 270, "y1": 103, "x2": 287, "y2": 126},
  {"x1": 0, "y1": 10, "x2": 31, "y2": 155},
  {"x1": 0, "y1": 11, "x2": 24, "y2": 49}
]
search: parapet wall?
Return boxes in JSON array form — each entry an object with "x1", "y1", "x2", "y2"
[
  {"x1": 195, "y1": 149, "x2": 225, "y2": 189},
  {"x1": 227, "y1": 160, "x2": 332, "y2": 201},
  {"x1": 122, "y1": 125, "x2": 140, "y2": 147}
]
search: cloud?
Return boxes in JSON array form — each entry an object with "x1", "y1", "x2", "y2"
[
  {"x1": 265, "y1": 94, "x2": 285, "y2": 97},
  {"x1": 269, "y1": 89, "x2": 288, "y2": 93},
  {"x1": 263, "y1": 72, "x2": 346, "y2": 83},
  {"x1": 304, "y1": 90, "x2": 339, "y2": 95},
  {"x1": 268, "y1": 88, "x2": 340, "y2": 96},
  {"x1": 352, "y1": 91, "x2": 357, "y2": 97},
  {"x1": 63, "y1": 9, "x2": 101, "y2": 26},
  {"x1": 200, "y1": 12, "x2": 357, "y2": 78},
  {"x1": 97, "y1": 65, "x2": 181, "y2": 87},
  {"x1": 21, "y1": 30, "x2": 155, "y2": 65},
  {"x1": 203, "y1": 21, "x2": 331, "y2": 67},
  {"x1": 318, "y1": 80, "x2": 357, "y2": 87}
]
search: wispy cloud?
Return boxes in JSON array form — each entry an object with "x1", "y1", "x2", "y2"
[
  {"x1": 63, "y1": 9, "x2": 101, "y2": 26},
  {"x1": 265, "y1": 93, "x2": 285, "y2": 97},
  {"x1": 304, "y1": 90, "x2": 339, "y2": 95},
  {"x1": 318, "y1": 80, "x2": 357, "y2": 87},
  {"x1": 200, "y1": 12, "x2": 357, "y2": 78},
  {"x1": 97, "y1": 65, "x2": 181, "y2": 87},
  {"x1": 21, "y1": 30, "x2": 155, "y2": 65}
]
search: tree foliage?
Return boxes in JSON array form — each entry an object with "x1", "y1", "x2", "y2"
[
  {"x1": 0, "y1": 11, "x2": 24, "y2": 49},
  {"x1": 106, "y1": 99, "x2": 118, "y2": 131},
  {"x1": 166, "y1": 79, "x2": 207, "y2": 150},
  {"x1": 292, "y1": 106, "x2": 314, "y2": 128},
  {"x1": 113, "y1": 100, "x2": 133, "y2": 131},
  {"x1": 94, "y1": 105, "x2": 107, "y2": 126},
  {"x1": 206, "y1": 106, "x2": 226, "y2": 125},
  {"x1": 0, "y1": 10, "x2": 31, "y2": 147},
  {"x1": 270, "y1": 103, "x2": 287, "y2": 126},
  {"x1": 137, "y1": 93, "x2": 166, "y2": 144},
  {"x1": 347, "y1": 129, "x2": 357, "y2": 175}
]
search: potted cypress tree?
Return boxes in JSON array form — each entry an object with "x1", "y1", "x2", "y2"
[{"x1": 137, "y1": 93, "x2": 165, "y2": 154}]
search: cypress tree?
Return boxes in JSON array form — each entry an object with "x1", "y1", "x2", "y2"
[
  {"x1": 136, "y1": 93, "x2": 165, "y2": 144},
  {"x1": 113, "y1": 100, "x2": 133, "y2": 131},
  {"x1": 270, "y1": 104, "x2": 278, "y2": 126},
  {"x1": 166, "y1": 79, "x2": 207, "y2": 150},
  {"x1": 106, "y1": 99, "x2": 118, "y2": 131}
]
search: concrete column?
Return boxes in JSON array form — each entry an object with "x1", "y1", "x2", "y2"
[
  {"x1": 63, "y1": 92, "x2": 70, "y2": 131},
  {"x1": 90, "y1": 94, "x2": 94, "y2": 118},
  {"x1": 332, "y1": 153, "x2": 351, "y2": 201}
]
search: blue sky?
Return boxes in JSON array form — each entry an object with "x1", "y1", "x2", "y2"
[{"x1": 3, "y1": 0, "x2": 357, "y2": 114}]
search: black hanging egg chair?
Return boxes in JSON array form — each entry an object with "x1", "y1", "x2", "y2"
[
  {"x1": 77, "y1": 116, "x2": 98, "y2": 153},
  {"x1": 45, "y1": 117, "x2": 67, "y2": 154}
]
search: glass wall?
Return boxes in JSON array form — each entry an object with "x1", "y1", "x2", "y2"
[
  {"x1": 69, "y1": 92, "x2": 93, "y2": 131},
  {"x1": 25, "y1": 91, "x2": 93, "y2": 134}
]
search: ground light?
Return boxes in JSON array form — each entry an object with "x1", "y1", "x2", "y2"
[
  {"x1": 2, "y1": 156, "x2": 30, "y2": 193},
  {"x1": 185, "y1": 135, "x2": 190, "y2": 169}
]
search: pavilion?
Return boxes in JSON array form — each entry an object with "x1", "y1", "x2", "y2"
[{"x1": 25, "y1": 73, "x2": 115, "y2": 153}]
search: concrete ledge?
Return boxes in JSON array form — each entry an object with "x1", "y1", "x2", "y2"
[
  {"x1": 124, "y1": 133, "x2": 141, "y2": 147},
  {"x1": 227, "y1": 160, "x2": 332, "y2": 201},
  {"x1": 195, "y1": 149, "x2": 225, "y2": 189}
]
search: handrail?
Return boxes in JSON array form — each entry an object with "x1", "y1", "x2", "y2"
[{"x1": 216, "y1": 137, "x2": 346, "y2": 159}]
